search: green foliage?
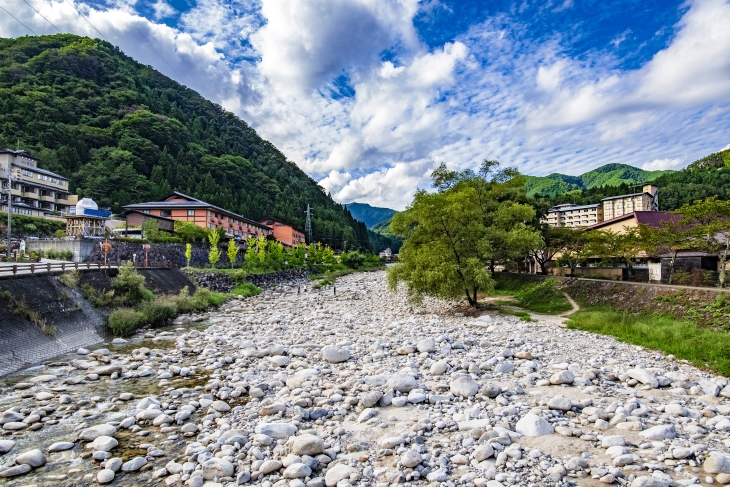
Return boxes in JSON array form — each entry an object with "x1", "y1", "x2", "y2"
[
  {"x1": 514, "y1": 278, "x2": 572, "y2": 314},
  {"x1": 38, "y1": 249, "x2": 73, "y2": 261},
  {"x1": 0, "y1": 212, "x2": 65, "y2": 237},
  {"x1": 58, "y1": 271, "x2": 79, "y2": 288},
  {"x1": 207, "y1": 228, "x2": 222, "y2": 266},
  {"x1": 185, "y1": 243, "x2": 192, "y2": 267},
  {"x1": 54, "y1": 229, "x2": 66, "y2": 239},
  {"x1": 677, "y1": 196, "x2": 730, "y2": 287},
  {"x1": 107, "y1": 308, "x2": 144, "y2": 337},
  {"x1": 0, "y1": 34, "x2": 370, "y2": 250},
  {"x1": 256, "y1": 234, "x2": 266, "y2": 263},
  {"x1": 524, "y1": 163, "x2": 671, "y2": 198},
  {"x1": 175, "y1": 221, "x2": 208, "y2": 243},
  {"x1": 138, "y1": 297, "x2": 177, "y2": 326},
  {"x1": 389, "y1": 161, "x2": 542, "y2": 306},
  {"x1": 226, "y1": 238, "x2": 239, "y2": 268},
  {"x1": 81, "y1": 284, "x2": 115, "y2": 306},
  {"x1": 566, "y1": 307, "x2": 730, "y2": 376},
  {"x1": 231, "y1": 282, "x2": 262, "y2": 297},
  {"x1": 142, "y1": 218, "x2": 181, "y2": 243},
  {"x1": 341, "y1": 250, "x2": 365, "y2": 269},
  {"x1": 112, "y1": 261, "x2": 151, "y2": 305}
]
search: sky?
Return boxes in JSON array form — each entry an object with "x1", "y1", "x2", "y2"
[{"x1": 1, "y1": 0, "x2": 730, "y2": 210}]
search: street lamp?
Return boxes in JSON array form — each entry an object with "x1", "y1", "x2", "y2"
[{"x1": 5, "y1": 168, "x2": 20, "y2": 259}]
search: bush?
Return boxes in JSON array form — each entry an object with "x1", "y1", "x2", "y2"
[
  {"x1": 112, "y1": 261, "x2": 152, "y2": 305},
  {"x1": 81, "y1": 284, "x2": 115, "y2": 307},
  {"x1": 58, "y1": 271, "x2": 79, "y2": 288},
  {"x1": 139, "y1": 297, "x2": 178, "y2": 327},
  {"x1": 341, "y1": 251, "x2": 365, "y2": 269},
  {"x1": 175, "y1": 286, "x2": 227, "y2": 313},
  {"x1": 231, "y1": 282, "x2": 262, "y2": 297},
  {"x1": 54, "y1": 229, "x2": 66, "y2": 239},
  {"x1": 108, "y1": 308, "x2": 144, "y2": 337}
]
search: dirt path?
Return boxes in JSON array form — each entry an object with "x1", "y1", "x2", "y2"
[{"x1": 560, "y1": 291, "x2": 580, "y2": 316}]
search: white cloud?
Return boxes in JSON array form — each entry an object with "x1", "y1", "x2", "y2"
[
  {"x1": 641, "y1": 158, "x2": 685, "y2": 171},
  {"x1": 151, "y1": 0, "x2": 175, "y2": 20},
  {"x1": 721, "y1": 143, "x2": 730, "y2": 151}
]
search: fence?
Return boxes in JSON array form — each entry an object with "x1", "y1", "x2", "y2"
[{"x1": 0, "y1": 261, "x2": 108, "y2": 276}]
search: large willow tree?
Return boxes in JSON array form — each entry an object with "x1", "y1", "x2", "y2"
[{"x1": 387, "y1": 161, "x2": 542, "y2": 306}]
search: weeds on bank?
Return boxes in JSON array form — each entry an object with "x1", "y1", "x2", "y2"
[
  {"x1": 58, "y1": 271, "x2": 79, "y2": 288},
  {"x1": 566, "y1": 307, "x2": 730, "y2": 377},
  {"x1": 486, "y1": 276, "x2": 571, "y2": 315}
]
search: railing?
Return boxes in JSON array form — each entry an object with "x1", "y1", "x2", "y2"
[{"x1": 0, "y1": 261, "x2": 111, "y2": 276}]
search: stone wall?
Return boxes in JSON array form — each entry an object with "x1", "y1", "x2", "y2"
[
  {"x1": 26, "y1": 238, "x2": 97, "y2": 262},
  {"x1": 83, "y1": 242, "x2": 245, "y2": 268}
]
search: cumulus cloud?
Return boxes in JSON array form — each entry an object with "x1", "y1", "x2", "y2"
[
  {"x1": 641, "y1": 158, "x2": 685, "y2": 171},
  {"x1": 151, "y1": 0, "x2": 175, "y2": 20}
]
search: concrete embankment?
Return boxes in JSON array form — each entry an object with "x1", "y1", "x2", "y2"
[{"x1": 0, "y1": 269, "x2": 195, "y2": 377}]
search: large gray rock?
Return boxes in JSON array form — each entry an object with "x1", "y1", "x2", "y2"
[
  {"x1": 639, "y1": 424, "x2": 676, "y2": 440},
  {"x1": 550, "y1": 370, "x2": 574, "y2": 385},
  {"x1": 450, "y1": 375, "x2": 479, "y2": 397},
  {"x1": 259, "y1": 459, "x2": 282, "y2": 474},
  {"x1": 202, "y1": 458, "x2": 234, "y2": 480},
  {"x1": 47, "y1": 442, "x2": 74, "y2": 452},
  {"x1": 255, "y1": 422, "x2": 298, "y2": 439},
  {"x1": 0, "y1": 411, "x2": 24, "y2": 425},
  {"x1": 121, "y1": 456, "x2": 147, "y2": 472},
  {"x1": 430, "y1": 360, "x2": 448, "y2": 375},
  {"x1": 358, "y1": 391, "x2": 383, "y2": 408},
  {"x1": 631, "y1": 476, "x2": 670, "y2": 487},
  {"x1": 387, "y1": 374, "x2": 417, "y2": 393},
  {"x1": 78, "y1": 424, "x2": 116, "y2": 441},
  {"x1": 416, "y1": 337, "x2": 436, "y2": 353},
  {"x1": 0, "y1": 464, "x2": 31, "y2": 477},
  {"x1": 88, "y1": 365, "x2": 122, "y2": 376},
  {"x1": 515, "y1": 414, "x2": 554, "y2": 436},
  {"x1": 704, "y1": 452, "x2": 730, "y2": 474},
  {"x1": 0, "y1": 440, "x2": 15, "y2": 454},
  {"x1": 91, "y1": 436, "x2": 118, "y2": 452},
  {"x1": 97, "y1": 469, "x2": 115, "y2": 484},
  {"x1": 292, "y1": 434, "x2": 324, "y2": 456},
  {"x1": 325, "y1": 464, "x2": 358, "y2": 487},
  {"x1": 547, "y1": 396, "x2": 573, "y2": 411},
  {"x1": 283, "y1": 463, "x2": 312, "y2": 479},
  {"x1": 627, "y1": 369, "x2": 659, "y2": 388},
  {"x1": 322, "y1": 346, "x2": 350, "y2": 363},
  {"x1": 400, "y1": 450, "x2": 422, "y2": 468},
  {"x1": 15, "y1": 449, "x2": 46, "y2": 468}
]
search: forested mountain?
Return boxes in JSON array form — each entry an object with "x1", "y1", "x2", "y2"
[
  {"x1": 524, "y1": 163, "x2": 671, "y2": 197},
  {"x1": 538, "y1": 149, "x2": 730, "y2": 212},
  {"x1": 369, "y1": 216, "x2": 404, "y2": 253},
  {"x1": 0, "y1": 35, "x2": 370, "y2": 250},
  {"x1": 344, "y1": 203, "x2": 397, "y2": 228}
]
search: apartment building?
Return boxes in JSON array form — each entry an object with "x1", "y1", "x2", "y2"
[
  {"x1": 0, "y1": 149, "x2": 78, "y2": 218},
  {"x1": 124, "y1": 192, "x2": 272, "y2": 239},
  {"x1": 602, "y1": 184, "x2": 659, "y2": 220},
  {"x1": 259, "y1": 217, "x2": 306, "y2": 247},
  {"x1": 541, "y1": 203, "x2": 604, "y2": 228}
]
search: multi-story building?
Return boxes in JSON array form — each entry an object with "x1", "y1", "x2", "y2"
[
  {"x1": 602, "y1": 184, "x2": 659, "y2": 220},
  {"x1": 541, "y1": 203, "x2": 604, "y2": 228},
  {"x1": 124, "y1": 192, "x2": 272, "y2": 239},
  {"x1": 0, "y1": 149, "x2": 78, "y2": 218},
  {"x1": 259, "y1": 217, "x2": 306, "y2": 247}
]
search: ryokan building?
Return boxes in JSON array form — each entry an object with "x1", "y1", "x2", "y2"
[{"x1": 259, "y1": 217, "x2": 306, "y2": 247}]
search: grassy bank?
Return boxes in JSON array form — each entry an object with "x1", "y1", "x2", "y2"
[
  {"x1": 487, "y1": 275, "x2": 572, "y2": 315},
  {"x1": 566, "y1": 307, "x2": 730, "y2": 376}
]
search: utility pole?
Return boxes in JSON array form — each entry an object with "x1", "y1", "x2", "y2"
[
  {"x1": 343, "y1": 240, "x2": 347, "y2": 252},
  {"x1": 5, "y1": 169, "x2": 17, "y2": 259},
  {"x1": 304, "y1": 204, "x2": 312, "y2": 243}
]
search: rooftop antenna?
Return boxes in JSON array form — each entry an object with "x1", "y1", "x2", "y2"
[{"x1": 304, "y1": 204, "x2": 312, "y2": 243}]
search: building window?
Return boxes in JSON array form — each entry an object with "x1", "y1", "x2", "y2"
[
  {"x1": 187, "y1": 209, "x2": 195, "y2": 216},
  {"x1": 207, "y1": 223, "x2": 212, "y2": 228},
  {"x1": 161, "y1": 210, "x2": 171, "y2": 217}
]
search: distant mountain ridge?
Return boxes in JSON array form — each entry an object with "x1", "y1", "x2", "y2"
[
  {"x1": 345, "y1": 203, "x2": 397, "y2": 228},
  {"x1": 525, "y1": 163, "x2": 673, "y2": 197}
]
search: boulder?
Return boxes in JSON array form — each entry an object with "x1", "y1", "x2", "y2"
[
  {"x1": 325, "y1": 464, "x2": 358, "y2": 487},
  {"x1": 14, "y1": 449, "x2": 46, "y2": 468},
  {"x1": 322, "y1": 346, "x2": 350, "y2": 363},
  {"x1": 515, "y1": 414, "x2": 554, "y2": 436},
  {"x1": 450, "y1": 375, "x2": 479, "y2": 398},
  {"x1": 291, "y1": 434, "x2": 324, "y2": 456}
]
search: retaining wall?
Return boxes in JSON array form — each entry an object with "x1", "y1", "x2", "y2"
[
  {"x1": 83, "y1": 242, "x2": 245, "y2": 268},
  {"x1": 26, "y1": 239, "x2": 97, "y2": 262}
]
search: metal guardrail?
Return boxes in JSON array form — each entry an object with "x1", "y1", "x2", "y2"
[{"x1": 0, "y1": 261, "x2": 109, "y2": 275}]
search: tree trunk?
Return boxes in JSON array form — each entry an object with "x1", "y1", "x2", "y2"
[
  {"x1": 668, "y1": 250, "x2": 677, "y2": 285},
  {"x1": 465, "y1": 289, "x2": 476, "y2": 307},
  {"x1": 720, "y1": 244, "x2": 728, "y2": 288}
]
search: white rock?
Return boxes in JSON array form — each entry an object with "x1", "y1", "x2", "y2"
[
  {"x1": 291, "y1": 434, "x2": 324, "y2": 456},
  {"x1": 627, "y1": 369, "x2": 659, "y2": 388},
  {"x1": 255, "y1": 422, "x2": 298, "y2": 439},
  {"x1": 450, "y1": 375, "x2": 479, "y2": 397},
  {"x1": 78, "y1": 424, "x2": 116, "y2": 441},
  {"x1": 416, "y1": 337, "x2": 436, "y2": 353},
  {"x1": 515, "y1": 414, "x2": 554, "y2": 436},
  {"x1": 639, "y1": 424, "x2": 676, "y2": 440},
  {"x1": 325, "y1": 464, "x2": 358, "y2": 487},
  {"x1": 322, "y1": 346, "x2": 350, "y2": 363},
  {"x1": 400, "y1": 450, "x2": 422, "y2": 468}
]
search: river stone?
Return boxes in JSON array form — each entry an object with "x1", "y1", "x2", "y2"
[
  {"x1": 548, "y1": 396, "x2": 573, "y2": 411},
  {"x1": 269, "y1": 355, "x2": 290, "y2": 367},
  {"x1": 283, "y1": 462, "x2": 312, "y2": 478},
  {"x1": 631, "y1": 476, "x2": 670, "y2": 487},
  {"x1": 400, "y1": 450, "x2": 422, "y2": 468},
  {"x1": 202, "y1": 458, "x2": 234, "y2": 479},
  {"x1": 106, "y1": 457, "x2": 123, "y2": 472},
  {"x1": 79, "y1": 424, "x2": 116, "y2": 441},
  {"x1": 121, "y1": 456, "x2": 148, "y2": 472},
  {"x1": 255, "y1": 422, "x2": 298, "y2": 439},
  {"x1": 259, "y1": 459, "x2": 282, "y2": 474},
  {"x1": 91, "y1": 436, "x2": 118, "y2": 452},
  {"x1": 210, "y1": 400, "x2": 231, "y2": 412},
  {"x1": 550, "y1": 370, "x2": 574, "y2": 385},
  {"x1": 627, "y1": 369, "x2": 659, "y2": 388},
  {"x1": 292, "y1": 434, "x2": 324, "y2": 456},
  {"x1": 388, "y1": 374, "x2": 417, "y2": 393},
  {"x1": 474, "y1": 445, "x2": 495, "y2": 461},
  {"x1": 48, "y1": 442, "x2": 74, "y2": 452},
  {"x1": 97, "y1": 469, "x2": 115, "y2": 484},
  {"x1": 430, "y1": 360, "x2": 449, "y2": 375},
  {"x1": 322, "y1": 346, "x2": 350, "y2": 363},
  {"x1": 2, "y1": 422, "x2": 27, "y2": 431},
  {"x1": 416, "y1": 337, "x2": 436, "y2": 353},
  {"x1": 0, "y1": 411, "x2": 24, "y2": 424},
  {"x1": 15, "y1": 449, "x2": 46, "y2": 467},
  {"x1": 29, "y1": 374, "x2": 56, "y2": 383},
  {"x1": 0, "y1": 440, "x2": 16, "y2": 454},
  {"x1": 0, "y1": 464, "x2": 32, "y2": 477},
  {"x1": 325, "y1": 464, "x2": 358, "y2": 487},
  {"x1": 35, "y1": 391, "x2": 54, "y2": 401},
  {"x1": 89, "y1": 365, "x2": 122, "y2": 376},
  {"x1": 639, "y1": 424, "x2": 676, "y2": 440},
  {"x1": 515, "y1": 414, "x2": 554, "y2": 436},
  {"x1": 704, "y1": 452, "x2": 730, "y2": 474},
  {"x1": 450, "y1": 375, "x2": 479, "y2": 397},
  {"x1": 359, "y1": 391, "x2": 383, "y2": 408}
]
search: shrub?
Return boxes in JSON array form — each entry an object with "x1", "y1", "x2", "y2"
[
  {"x1": 341, "y1": 251, "x2": 365, "y2": 269},
  {"x1": 112, "y1": 261, "x2": 151, "y2": 305},
  {"x1": 54, "y1": 229, "x2": 66, "y2": 239},
  {"x1": 81, "y1": 284, "x2": 115, "y2": 307},
  {"x1": 108, "y1": 308, "x2": 144, "y2": 337},
  {"x1": 58, "y1": 271, "x2": 79, "y2": 288},
  {"x1": 139, "y1": 297, "x2": 178, "y2": 327},
  {"x1": 231, "y1": 282, "x2": 262, "y2": 297}
]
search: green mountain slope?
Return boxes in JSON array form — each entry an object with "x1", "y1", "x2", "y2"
[
  {"x1": 345, "y1": 203, "x2": 397, "y2": 228},
  {"x1": 369, "y1": 216, "x2": 403, "y2": 253},
  {"x1": 525, "y1": 163, "x2": 672, "y2": 197},
  {"x1": 0, "y1": 34, "x2": 370, "y2": 250}
]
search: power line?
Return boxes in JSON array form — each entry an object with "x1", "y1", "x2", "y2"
[
  {"x1": 21, "y1": 0, "x2": 61, "y2": 33},
  {"x1": 63, "y1": 0, "x2": 109, "y2": 42},
  {"x1": 129, "y1": 24, "x2": 182, "y2": 81},
  {"x1": 0, "y1": 3, "x2": 37, "y2": 34}
]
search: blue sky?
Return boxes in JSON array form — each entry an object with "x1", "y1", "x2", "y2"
[{"x1": 1, "y1": 0, "x2": 729, "y2": 209}]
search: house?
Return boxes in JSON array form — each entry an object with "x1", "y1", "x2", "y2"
[
  {"x1": 602, "y1": 184, "x2": 659, "y2": 220},
  {"x1": 259, "y1": 217, "x2": 306, "y2": 247},
  {"x1": 379, "y1": 248, "x2": 392, "y2": 258},
  {"x1": 584, "y1": 211, "x2": 680, "y2": 234},
  {"x1": 0, "y1": 149, "x2": 78, "y2": 218},
  {"x1": 121, "y1": 209, "x2": 175, "y2": 234},
  {"x1": 124, "y1": 192, "x2": 272, "y2": 239},
  {"x1": 541, "y1": 203, "x2": 603, "y2": 228}
]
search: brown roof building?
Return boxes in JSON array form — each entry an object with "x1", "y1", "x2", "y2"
[
  {"x1": 124, "y1": 192, "x2": 272, "y2": 239},
  {"x1": 259, "y1": 217, "x2": 306, "y2": 247}
]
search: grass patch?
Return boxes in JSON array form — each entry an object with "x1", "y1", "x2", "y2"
[
  {"x1": 58, "y1": 271, "x2": 79, "y2": 288},
  {"x1": 108, "y1": 308, "x2": 144, "y2": 337},
  {"x1": 514, "y1": 279, "x2": 572, "y2": 314},
  {"x1": 231, "y1": 282, "x2": 262, "y2": 297},
  {"x1": 566, "y1": 307, "x2": 730, "y2": 376},
  {"x1": 497, "y1": 309, "x2": 533, "y2": 321}
]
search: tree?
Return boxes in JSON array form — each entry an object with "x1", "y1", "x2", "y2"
[
  {"x1": 207, "y1": 228, "x2": 221, "y2": 266},
  {"x1": 227, "y1": 239, "x2": 239, "y2": 268},
  {"x1": 387, "y1": 161, "x2": 539, "y2": 306},
  {"x1": 532, "y1": 226, "x2": 575, "y2": 275},
  {"x1": 174, "y1": 221, "x2": 207, "y2": 242},
  {"x1": 583, "y1": 228, "x2": 643, "y2": 274},
  {"x1": 637, "y1": 217, "x2": 690, "y2": 284},
  {"x1": 244, "y1": 236, "x2": 257, "y2": 266},
  {"x1": 257, "y1": 234, "x2": 267, "y2": 263},
  {"x1": 678, "y1": 196, "x2": 730, "y2": 287},
  {"x1": 555, "y1": 229, "x2": 588, "y2": 274},
  {"x1": 142, "y1": 218, "x2": 159, "y2": 240},
  {"x1": 185, "y1": 243, "x2": 192, "y2": 267}
]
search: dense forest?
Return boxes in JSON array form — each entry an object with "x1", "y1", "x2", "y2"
[
  {"x1": 0, "y1": 35, "x2": 370, "y2": 250},
  {"x1": 537, "y1": 149, "x2": 730, "y2": 213}
]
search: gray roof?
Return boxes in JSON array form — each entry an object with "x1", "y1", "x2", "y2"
[
  {"x1": 125, "y1": 191, "x2": 271, "y2": 230},
  {"x1": 549, "y1": 204, "x2": 601, "y2": 212},
  {"x1": 602, "y1": 191, "x2": 650, "y2": 201}
]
